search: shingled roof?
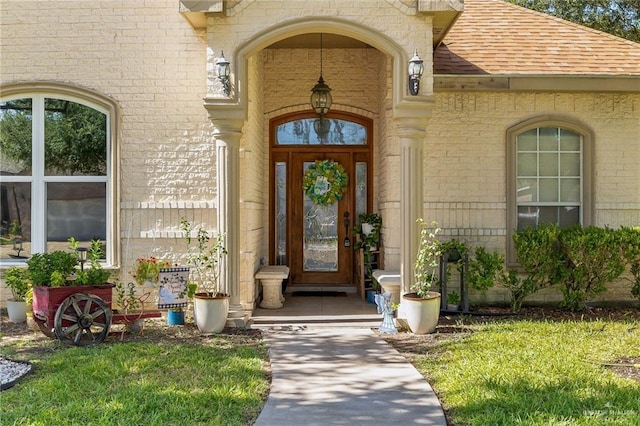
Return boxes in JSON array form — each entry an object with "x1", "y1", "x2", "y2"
[{"x1": 434, "y1": 0, "x2": 640, "y2": 75}]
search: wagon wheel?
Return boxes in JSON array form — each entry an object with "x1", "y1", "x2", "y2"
[
  {"x1": 32, "y1": 316, "x2": 56, "y2": 338},
  {"x1": 54, "y1": 293, "x2": 112, "y2": 346}
]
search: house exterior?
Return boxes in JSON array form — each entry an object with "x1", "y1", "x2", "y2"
[{"x1": 1, "y1": 0, "x2": 638, "y2": 317}]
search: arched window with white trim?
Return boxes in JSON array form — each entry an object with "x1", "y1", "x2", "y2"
[{"x1": 1, "y1": 86, "x2": 117, "y2": 265}]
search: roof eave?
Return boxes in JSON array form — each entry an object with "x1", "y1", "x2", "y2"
[{"x1": 434, "y1": 74, "x2": 640, "y2": 92}]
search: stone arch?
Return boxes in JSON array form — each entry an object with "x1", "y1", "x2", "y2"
[{"x1": 233, "y1": 16, "x2": 409, "y2": 113}]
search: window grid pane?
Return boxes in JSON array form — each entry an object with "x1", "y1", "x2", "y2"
[{"x1": 516, "y1": 127, "x2": 582, "y2": 229}]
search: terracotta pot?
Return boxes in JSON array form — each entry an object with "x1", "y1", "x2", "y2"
[
  {"x1": 193, "y1": 292, "x2": 229, "y2": 333},
  {"x1": 402, "y1": 292, "x2": 441, "y2": 334}
]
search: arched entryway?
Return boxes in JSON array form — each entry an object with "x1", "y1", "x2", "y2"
[
  {"x1": 201, "y1": 12, "x2": 444, "y2": 315},
  {"x1": 269, "y1": 111, "x2": 373, "y2": 290}
]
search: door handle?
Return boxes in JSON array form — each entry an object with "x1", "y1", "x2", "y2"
[{"x1": 343, "y1": 211, "x2": 351, "y2": 247}]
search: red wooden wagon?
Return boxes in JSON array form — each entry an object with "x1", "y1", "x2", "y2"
[{"x1": 32, "y1": 284, "x2": 161, "y2": 346}]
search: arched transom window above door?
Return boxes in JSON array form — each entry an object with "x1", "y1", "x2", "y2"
[{"x1": 274, "y1": 116, "x2": 367, "y2": 145}]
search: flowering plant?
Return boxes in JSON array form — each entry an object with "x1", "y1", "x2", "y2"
[{"x1": 132, "y1": 257, "x2": 172, "y2": 286}]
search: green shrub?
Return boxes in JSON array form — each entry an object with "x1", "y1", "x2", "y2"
[
  {"x1": 499, "y1": 270, "x2": 536, "y2": 313},
  {"x1": 504, "y1": 224, "x2": 563, "y2": 311},
  {"x1": 467, "y1": 247, "x2": 503, "y2": 292},
  {"x1": 557, "y1": 225, "x2": 626, "y2": 311},
  {"x1": 620, "y1": 225, "x2": 640, "y2": 302},
  {"x1": 27, "y1": 251, "x2": 77, "y2": 286}
]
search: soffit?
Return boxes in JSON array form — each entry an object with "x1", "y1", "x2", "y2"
[{"x1": 434, "y1": 0, "x2": 640, "y2": 75}]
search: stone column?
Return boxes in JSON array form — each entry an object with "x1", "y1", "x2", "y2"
[
  {"x1": 394, "y1": 102, "x2": 433, "y2": 296},
  {"x1": 210, "y1": 117, "x2": 246, "y2": 325}
]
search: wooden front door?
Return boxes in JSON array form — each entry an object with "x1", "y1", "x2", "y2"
[
  {"x1": 269, "y1": 112, "x2": 373, "y2": 288},
  {"x1": 290, "y1": 152, "x2": 352, "y2": 285}
]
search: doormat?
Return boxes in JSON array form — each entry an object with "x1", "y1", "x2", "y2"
[{"x1": 291, "y1": 291, "x2": 348, "y2": 297}]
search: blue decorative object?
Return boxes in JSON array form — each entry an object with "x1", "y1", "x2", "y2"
[
  {"x1": 366, "y1": 290, "x2": 376, "y2": 304},
  {"x1": 375, "y1": 291, "x2": 397, "y2": 334},
  {"x1": 167, "y1": 309, "x2": 185, "y2": 326}
]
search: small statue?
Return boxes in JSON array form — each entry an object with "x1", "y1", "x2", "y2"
[{"x1": 374, "y1": 291, "x2": 397, "y2": 334}]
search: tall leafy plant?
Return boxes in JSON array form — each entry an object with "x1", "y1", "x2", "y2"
[
  {"x1": 180, "y1": 218, "x2": 227, "y2": 296},
  {"x1": 413, "y1": 219, "x2": 442, "y2": 298}
]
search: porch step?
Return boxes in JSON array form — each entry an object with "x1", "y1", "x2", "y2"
[
  {"x1": 251, "y1": 291, "x2": 382, "y2": 329},
  {"x1": 252, "y1": 314, "x2": 381, "y2": 327}
]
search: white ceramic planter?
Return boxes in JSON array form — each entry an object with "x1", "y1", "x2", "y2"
[
  {"x1": 7, "y1": 299, "x2": 28, "y2": 323},
  {"x1": 193, "y1": 293, "x2": 229, "y2": 333},
  {"x1": 361, "y1": 223, "x2": 374, "y2": 235},
  {"x1": 402, "y1": 292, "x2": 441, "y2": 334}
]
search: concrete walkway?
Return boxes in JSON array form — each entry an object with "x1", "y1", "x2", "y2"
[{"x1": 253, "y1": 327, "x2": 447, "y2": 426}]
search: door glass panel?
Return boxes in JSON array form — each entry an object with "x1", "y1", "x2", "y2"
[
  {"x1": 303, "y1": 162, "x2": 338, "y2": 272},
  {"x1": 275, "y1": 162, "x2": 287, "y2": 265},
  {"x1": 276, "y1": 118, "x2": 366, "y2": 145},
  {"x1": 355, "y1": 162, "x2": 367, "y2": 219}
]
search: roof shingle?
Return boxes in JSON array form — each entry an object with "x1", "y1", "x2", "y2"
[{"x1": 434, "y1": 0, "x2": 640, "y2": 75}]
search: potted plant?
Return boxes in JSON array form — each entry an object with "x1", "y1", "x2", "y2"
[
  {"x1": 4, "y1": 267, "x2": 31, "y2": 322},
  {"x1": 355, "y1": 213, "x2": 382, "y2": 251},
  {"x1": 354, "y1": 213, "x2": 383, "y2": 296},
  {"x1": 113, "y1": 280, "x2": 146, "y2": 332},
  {"x1": 131, "y1": 257, "x2": 172, "y2": 287},
  {"x1": 180, "y1": 218, "x2": 228, "y2": 333},
  {"x1": 446, "y1": 291, "x2": 460, "y2": 311},
  {"x1": 402, "y1": 219, "x2": 442, "y2": 334},
  {"x1": 29, "y1": 238, "x2": 114, "y2": 336}
]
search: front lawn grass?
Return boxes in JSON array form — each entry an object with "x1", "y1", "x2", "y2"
[
  {"x1": 1, "y1": 335, "x2": 268, "y2": 426},
  {"x1": 417, "y1": 319, "x2": 640, "y2": 426}
]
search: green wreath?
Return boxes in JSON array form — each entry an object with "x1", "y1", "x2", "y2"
[{"x1": 303, "y1": 160, "x2": 348, "y2": 206}]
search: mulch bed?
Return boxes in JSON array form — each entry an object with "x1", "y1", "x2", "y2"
[{"x1": 2, "y1": 305, "x2": 639, "y2": 382}]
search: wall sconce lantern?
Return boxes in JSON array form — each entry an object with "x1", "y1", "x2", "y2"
[
  {"x1": 310, "y1": 33, "x2": 333, "y2": 116},
  {"x1": 216, "y1": 51, "x2": 231, "y2": 96},
  {"x1": 408, "y1": 49, "x2": 424, "y2": 96},
  {"x1": 76, "y1": 247, "x2": 88, "y2": 271}
]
